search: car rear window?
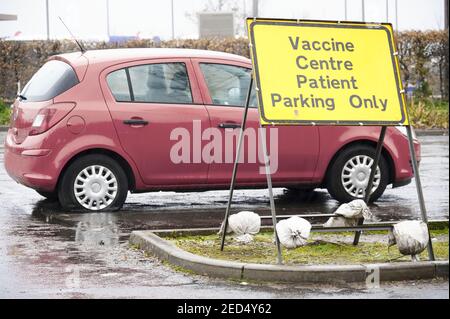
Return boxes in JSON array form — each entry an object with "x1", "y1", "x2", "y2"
[
  {"x1": 106, "y1": 69, "x2": 132, "y2": 102},
  {"x1": 21, "y1": 60, "x2": 79, "y2": 102}
]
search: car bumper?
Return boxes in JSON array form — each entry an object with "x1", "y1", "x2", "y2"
[
  {"x1": 4, "y1": 130, "x2": 57, "y2": 192},
  {"x1": 392, "y1": 132, "x2": 421, "y2": 183},
  {"x1": 392, "y1": 177, "x2": 412, "y2": 188},
  {"x1": 392, "y1": 139, "x2": 420, "y2": 188}
]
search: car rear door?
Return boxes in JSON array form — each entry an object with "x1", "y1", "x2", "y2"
[
  {"x1": 191, "y1": 59, "x2": 264, "y2": 185},
  {"x1": 100, "y1": 58, "x2": 210, "y2": 187},
  {"x1": 192, "y1": 58, "x2": 320, "y2": 186}
]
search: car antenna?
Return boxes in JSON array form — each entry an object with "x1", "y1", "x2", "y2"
[{"x1": 58, "y1": 16, "x2": 86, "y2": 53}]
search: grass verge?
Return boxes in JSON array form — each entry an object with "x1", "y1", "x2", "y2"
[
  {"x1": 0, "y1": 99, "x2": 11, "y2": 125},
  {"x1": 408, "y1": 98, "x2": 449, "y2": 129},
  {"x1": 170, "y1": 228, "x2": 448, "y2": 265}
]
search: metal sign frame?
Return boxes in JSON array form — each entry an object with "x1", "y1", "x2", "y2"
[
  {"x1": 220, "y1": 18, "x2": 435, "y2": 264},
  {"x1": 219, "y1": 75, "x2": 283, "y2": 264}
]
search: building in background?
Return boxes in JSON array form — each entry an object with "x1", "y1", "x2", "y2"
[
  {"x1": 0, "y1": 12, "x2": 18, "y2": 39},
  {"x1": 198, "y1": 12, "x2": 234, "y2": 38},
  {"x1": 0, "y1": 13, "x2": 16, "y2": 21}
]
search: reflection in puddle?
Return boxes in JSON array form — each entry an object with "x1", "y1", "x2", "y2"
[{"x1": 75, "y1": 214, "x2": 119, "y2": 247}]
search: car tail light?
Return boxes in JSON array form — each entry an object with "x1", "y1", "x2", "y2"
[
  {"x1": 9, "y1": 103, "x2": 16, "y2": 128},
  {"x1": 29, "y1": 102, "x2": 76, "y2": 136}
]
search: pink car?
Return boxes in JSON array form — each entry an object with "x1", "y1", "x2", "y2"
[{"x1": 5, "y1": 48, "x2": 419, "y2": 211}]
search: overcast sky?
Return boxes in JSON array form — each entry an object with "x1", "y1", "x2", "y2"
[{"x1": 0, "y1": 0, "x2": 447, "y2": 40}]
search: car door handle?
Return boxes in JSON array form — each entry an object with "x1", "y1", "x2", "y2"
[
  {"x1": 123, "y1": 119, "x2": 149, "y2": 126},
  {"x1": 218, "y1": 123, "x2": 241, "y2": 129}
]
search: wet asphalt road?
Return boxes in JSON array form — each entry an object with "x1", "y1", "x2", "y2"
[{"x1": 0, "y1": 132, "x2": 448, "y2": 298}]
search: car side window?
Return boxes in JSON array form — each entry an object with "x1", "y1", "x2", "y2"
[
  {"x1": 129, "y1": 63, "x2": 192, "y2": 104},
  {"x1": 199, "y1": 63, "x2": 257, "y2": 108},
  {"x1": 106, "y1": 63, "x2": 193, "y2": 104},
  {"x1": 106, "y1": 69, "x2": 132, "y2": 102}
]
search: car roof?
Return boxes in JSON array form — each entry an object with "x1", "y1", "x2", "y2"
[{"x1": 54, "y1": 48, "x2": 251, "y2": 68}]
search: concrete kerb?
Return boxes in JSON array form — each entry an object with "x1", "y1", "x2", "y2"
[
  {"x1": 130, "y1": 231, "x2": 245, "y2": 280},
  {"x1": 129, "y1": 228, "x2": 449, "y2": 284},
  {"x1": 435, "y1": 260, "x2": 450, "y2": 278}
]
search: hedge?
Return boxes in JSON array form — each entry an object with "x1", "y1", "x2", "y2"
[{"x1": 0, "y1": 31, "x2": 448, "y2": 101}]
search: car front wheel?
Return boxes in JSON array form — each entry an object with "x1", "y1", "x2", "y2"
[
  {"x1": 326, "y1": 145, "x2": 389, "y2": 203},
  {"x1": 58, "y1": 154, "x2": 128, "y2": 211}
]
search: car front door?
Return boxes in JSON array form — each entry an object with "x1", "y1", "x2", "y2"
[
  {"x1": 192, "y1": 58, "x2": 320, "y2": 186},
  {"x1": 100, "y1": 59, "x2": 210, "y2": 187}
]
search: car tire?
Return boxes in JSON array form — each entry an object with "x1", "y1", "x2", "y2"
[
  {"x1": 58, "y1": 154, "x2": 128, "y2": 211},
  {"x1": 36, "y1": 190, "x2": 59, "y2": 201},
  {"x1": 326, "y1": 144, "x2": 389, "y2": 203}
]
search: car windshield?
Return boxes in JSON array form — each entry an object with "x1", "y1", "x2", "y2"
[{"x1": 21, "y1": 60, "x2": 79, "y2": 102}]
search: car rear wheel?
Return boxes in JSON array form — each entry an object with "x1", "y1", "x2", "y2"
[
  {"x1": 58, "y1": 154, "x2": 128, "y2": 211},
  {"x1": 326, "y1": 144, "x2": 389, "y2": 203}
]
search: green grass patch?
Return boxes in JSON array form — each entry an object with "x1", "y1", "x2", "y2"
[
  {"x1": 311, "y1": 228, "x2": 448, "y2": 237},
  {"x1": 0, "y1": 99, "x2": 11, "y2": 125},
  {"x1": 408, "y1": 98, "x2": 449, "y2": 129},
  {"x1": 170, "y1": 230, "x2": 448, "y2": 265}
]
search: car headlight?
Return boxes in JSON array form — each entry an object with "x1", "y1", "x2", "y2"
[{"x1": 395, "y1": 126, "x2": 417, "y2": 140}]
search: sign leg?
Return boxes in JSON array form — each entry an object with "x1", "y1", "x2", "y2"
[
  {"x1": 259, "y1": 127, "x2": 283, "y2": 264},
  {"x1": 406, "y1": 125, "x2": 435, "y2": 261},
  {"x1": 220, "y1": 77, "x2": 253, "y2": 251},
  {"x1": 353, "y1": 126, "x2": 387, "y2": 245}
]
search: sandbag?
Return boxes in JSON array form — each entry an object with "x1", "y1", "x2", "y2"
[
  {"x1": 323, "y1": 216, "x2": 358, "y2": 228},
  {"x1": 324, "y1": 199, "x2": 373, "y2": 227},
  {"x1": 335, "y1": 199, "x2": 373, "y2": 219},
  {"x1": 218, "y1": 211, "x2": 261, "y2": 243},
  {"x1": 276, "y1": 216, "x2": 311, "y2": 249},
  {"x1": 388, "y1": 220, "x2": 429, "y2": 259}
]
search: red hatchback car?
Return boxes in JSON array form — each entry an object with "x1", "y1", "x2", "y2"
[{"x1": 5, "y1": 48, "x2": 419, "y2": 211}]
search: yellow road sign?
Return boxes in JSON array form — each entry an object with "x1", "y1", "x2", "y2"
[{"x1": 247, "y1": 18, "x2": 408, "y2": 126}]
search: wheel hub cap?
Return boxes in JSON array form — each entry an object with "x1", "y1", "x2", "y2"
[
  {"x1": 74, "y1": 165, "x2": 118, "y2": 210},
  {"x1": 341, "y1": 155, "x2": 381, "y2": 198},
  {"x1": 357, "y1": 172, "x2": 366, "y2": 181},
  {"x1": 91, "y1": 182, "x2": 101, "y2": 193}
]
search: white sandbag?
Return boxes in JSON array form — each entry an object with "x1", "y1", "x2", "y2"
[
  {"x1": 323, "y1": 216, "x2": 358, "y2": 228},
  {"x1": 335, "y1": 199, "x2": 373, "y2": 219},
  {"x1": 276, "y1": 216, "x2": 311, "y2": 249},
  {"x1": 227, "y1": 211, "x2": 261, "y2": 236},
  {"x1": 324, "y1": 199, "x2": 373, "y2": 227},
  {"x1": 388, "y1": 220, "x2": 429, "y2": 259}
]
